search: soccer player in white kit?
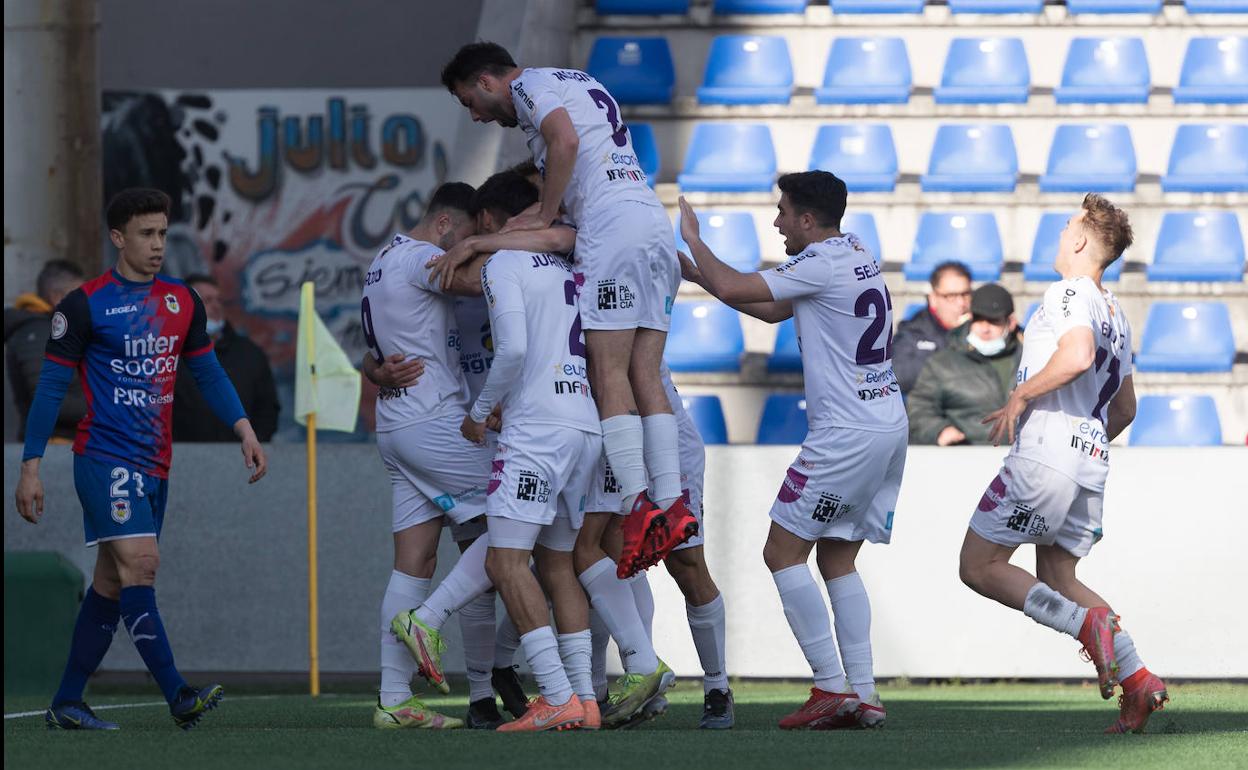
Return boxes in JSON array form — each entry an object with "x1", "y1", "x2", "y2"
[
  {"x1": 458, "y1": 171, "x2": 603, "y2": 732},
  {"x1": 439, "y1": 43, "x2": 698, "y2": 577},
  {"x1": 961, "y1": 194, "x2": 1167, "y2": 734},
  {"x1": 678, "y1": 172, "x2": 907, "y2": 730}
]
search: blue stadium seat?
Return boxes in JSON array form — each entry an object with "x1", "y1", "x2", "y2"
[
  {"x1": 1039, "y1": 124, "x2": 1136, "y2": 193},
  {"x1": 808, "y1": 125, "x2": 897, "y2": 192},
  {"x1": 1025, "y1": 211, "x2": 1124, "y2": 282},
  {"x1": 678, "y1": 123, "x2": 776, "y2": 192},
  {"x1": 586, "y1": 38, "x2": 675, "y2": 105},
  {"x1": 1184, "y1": 0, "x2": 1248, "y2": 11},
  {"x1": 757, "y1": 394, "x2": 808, "y2": 444},
  {"x1": 902, "y1": 302, "x2": 926, "y2": 322},
  {"x1": 842, "y1": 212, "x2": 883, "y2": 261},
  {"x1": 628, "y1": 123, "x2": 660, "y2": 188},
  {"x1": 698, "y1": 35, "x2": 794, "y2": 104},
  {"x1": 666, "y1": 302, "x2": 744, "y2": 372},
  {"x1": 1136, "y1": 302, "x2": 1235, "y2": 373},
  {"x1": 1055, "y1": 37, "x2": 1150, "y2": 104},
  {"x1": 816, "y1": 38, "x2": 911, "y2": 104},
  {"x1": 1022, "y1": 301, "x2": 1040, "y2": 328},
  {"x1": 681, "y1": 395, "x2": 729, "y2": 444},
  {"x1": 947, "y1": 0, "x2": 1043, "y2": 12},
  {"x1": 1174, "y1": 37, "x2": 1248, "y2": 104},
  {"x1": 1129, "y1": 396, "x2": 1223, "y2": 447},
  {"x1": 830, "y1": 0, "x2": 926, "y2": 11},
  {"x1": 921, "y1": 124, "x2": 1018, "y2": 192},
  {"x1": 596, "y1": 0, "x2": 690, "y2": 13},
  {"x1": 714, "y1": 0, "x2": 808, "y2": 12},
  {"x1": 1148, "y1": 212, "x2": 1246, "y2": 282},
  {"x1": 674, "y1": 210, "x2": 762, "y2": 271},
  {"x1": 935, "y1": 38, "x2": 1030, "y2": 104},
  {"x1": 1066, "y1": 0, "x2": 1162, "y2": 12},
  {"x1": 768, "y1": 318, "x2": 802, "y2": 373},
  {"x1": 907, "y1": 213, "x2": 1003, "y2": 282},
  {"x1": 1161, "y1": 124, "x2": 1248, "y2": 193}
]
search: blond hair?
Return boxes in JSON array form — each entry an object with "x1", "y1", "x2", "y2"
[{"x1": 1081, "y1": 193, "x2": 1133, "y2": 267}]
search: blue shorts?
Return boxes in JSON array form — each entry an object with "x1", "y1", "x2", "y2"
[{"x1": 73, "y1": 454, "x2": 169, "y2": 547}]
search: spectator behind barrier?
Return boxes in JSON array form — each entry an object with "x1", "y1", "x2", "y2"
[
  {"x1": 893, "y1": 260, "x2": 971, "y2": 394},
  {"x1": 173, "y1": 275, "x2": 279, "y2": 442},
  {"x1": 4, "y1": 260, "x2": 87, "y2": 441},
  {"x1": 907, "y1": 283, "x2": 1022, "y2": 446}
]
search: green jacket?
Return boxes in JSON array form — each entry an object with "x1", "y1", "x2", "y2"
[{"x1": 906, "y1": 321, "x2": 1022, "y2": 445}]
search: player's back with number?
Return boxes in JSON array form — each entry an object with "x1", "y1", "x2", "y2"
[{"x1": 362, "y1": 234, "x2": 469, "y2": 430}]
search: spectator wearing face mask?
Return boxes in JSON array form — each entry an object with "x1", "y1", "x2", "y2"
[
  {"x1": 906, "y1": 283, "x2": 1022, "y2": 446},
  {"x1": 172, "y1": 274, "x2": 280, "y2": 442},
  {"x1": 893, "y1": 261, "x2": 972, "y2": 395}
]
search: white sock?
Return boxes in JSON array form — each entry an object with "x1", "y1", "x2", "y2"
[
  {"x1": 415, "y1": 536, "x2": 492, "y2": 631},
  {"x1": 773, "y1": 564, "x2": 846, "y2": 693},
  {"x1": 520, "y1": 626, "x2": 574, "y2": 706},
  {"x1": 579, "y1": 557, "x2": 659, "y2": 674},
  {"x1": 1023, "y1": 582, "x2": 1088, "y2": 638},
  {"x1": 627, "y1": 573, "x2": 655, "y2": 642},
  {"x1": 557, "y1": 630, "x2": 596, "y2": 703},
  {"x1": 826, "y1": 572, "x2": 875, "y2": 701},
  {"x1": 686, "y1": 594, "x2": 729, "y2": 694},
  {"x1": 602, "y1": 415, "x2": 648, "y2": 510},
  {"x1": 589, "y1": 607, "x2": 610, "y2": 701},
  {"x1": 459, "y1": 592, "x2": 497, "y2": 703},
  {"x1": 495, "y1": 611, "x2": 521, "y2": 670},
  {"x1": 380, "y1": 570, "x2": 430, "y2": 707},
  {"x1": 641, "y1": 413, "x2": 681, "y2": 507},
  {"x1": 1114, "y1": 630, "x2": 1145, "y2": 680}
]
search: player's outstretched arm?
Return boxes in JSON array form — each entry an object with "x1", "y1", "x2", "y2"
[
  {"x1": 361, "y1": 352, "x2": 424, "y2": 389},
  {"x1": 678, "y1": 198, "x2": 779, "y2": 306},
  {"x1": 1105, "y1": 374, "x2": 1137, "y2": 442},
  {"x1": 677, "y1": 250, "x2": 792, "y2": 323},
  {"x1": 983, "y1": 327, "x2": 1096, "y2": 446}
]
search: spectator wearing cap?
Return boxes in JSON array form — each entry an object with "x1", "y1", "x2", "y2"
[
  {"x1": 907, "y1": 283, "x2": 1022, "y2": 446},
  {"x1": 893, "y1": 261, "x2": 972, "y2": 395},
  {"x1": 173, "y1": 274, "x2": 280, "y2": 442}
]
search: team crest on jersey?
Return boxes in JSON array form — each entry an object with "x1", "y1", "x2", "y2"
[
  {"x1": 164, "y1": 293, "x2": 180, "y2": 314},
  {"x1": 110, "y1": 498, "x2": 132, "y2": 524},
  {"x1": 50, "y1": 311, "x2": 68, "y2": 340}
]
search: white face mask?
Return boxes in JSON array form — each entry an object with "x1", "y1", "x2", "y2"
[
  {"x1": 205, "y1": 318, "x2": 225, "y2": 337},
  {"x1": 967, "y1": 331, "x2": 1007, "y2": 357}
]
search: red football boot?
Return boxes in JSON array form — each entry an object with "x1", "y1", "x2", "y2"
[
  {"x1": 1106, "y1": 669, "x2": 1168, "y2": 734},
  {"x1": 778, "y1": 688, "x2": 861, "y2": 730},
  {"x1": 617, "y1": 492, "x2": 666, "y2": 579},
  {"x1": 637, "y1": 497, "x2": 700, "y2": 573},
  {"x1": 1076, "y1": 606, "x2": 1121, "y2": 699}
]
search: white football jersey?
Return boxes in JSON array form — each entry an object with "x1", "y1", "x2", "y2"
[
  {"x1": 362, "y1": 234, "x2": 469, "y2": 431},
  {"x1": 479, "y1": 249, "x2": 599, "y2": 433},
  {"x1": 453, "y1": 296, "x2": 493, "y2": 402},
  {"x1": 760, "y1": 234, "x2": 907, "y2": 433},
  {"x1": 510, "y1": 67, "x2": 659, "y2": 225},
  {"x1": 1011, "y1": 277, "x2": 1132, "y2": 492}
]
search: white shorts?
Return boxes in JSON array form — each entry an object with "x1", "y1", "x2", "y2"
[
  {"x1": 769, "y1": 426, "x2": 907, "y2": 544},
  {"x1": 969, "y1": 456, "x2": 1104, "y2": 558},
  {"x1": 487, "y1": 514, "x2": 579, "y2": 553},
  {"x1": 585, "y1": 414, "x2": 707, "y2": 551},
  {"x1": 376, "y1": 411, "x2": 493, "y2": 533},
  {"x1": 575, "y1": 200, "x2": 679, "y2": 332},
  {"x1": 487, "y1": 422, "x2": 601, "y2": 531}
]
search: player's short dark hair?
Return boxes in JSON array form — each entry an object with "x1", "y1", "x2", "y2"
[
  {"x1": 777, "y1": 171, "x2": 847, "y2": 229},
  {"x1": 424, "y1": 182, "x2": 476, "y2": 220},
  {"x1": 441, "y1": 42, "x2": 517, "y2": 91},
  {"x1": 1081, "y1": 193, "x2": 1133, "y2": 267},
  {"x1": 470, "y1": 171, "x2": 539, "y2": 222},
  {"x1": 184, "y1": 273, "x2": 217, "y2": 289},
  {"x1": 35, "y1": 259, "x2": 84, "y2": 300},
  {"x1": 508, "y1": 159, "x2": 541, "y2": 180},
  {"x1": 106, "y1": 188, "x2": 171, "y2": 232},
  {"x1": 929, "y1": 261, "x2": 972, "y2": 289}
]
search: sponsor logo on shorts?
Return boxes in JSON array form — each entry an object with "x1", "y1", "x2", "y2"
[
  {"x1": 603, "y1": 464, "x2": 621, "y2": 494},
  {"x1": 797, "y1": 456, "x2": 816, "y2": 470},
  {"x1": 111, "y1": 498, "x2": 132, "y2": 524},
  {"x1": 1005, "y1": 503, "x2": 1048, "y2": 537},
  {"x1": 978, "y1": 473, "x2": 1008, "y2": 512},
  {"x1": 433, "y1": 494, "x2": 456, "y2": 512},
  {"x1": 885, "y1": 511, "x2": 894, "y2": 531},
  {"x1": 488, "y1": 460, "x2": 504, "y2": 496},
  {"x1": 1092, "y1": 527, "x2": 1103, "y2": 544},
  {"x1": 516, "y1": 470, "x2": 550, "y2": 503},
  {"x1": 596, "y1": 279, "x2": 634, "y2": 311},
  {"x1": 777, "y1": 468, "x2": 808, "y2": 504},
  {"x1": 811, "y1": 492, "x2": 854, "y2": 524},
  {"x1": 50, "y1": 312, "x2": 68, "y2": 340},
  {"x1": 664, "y1": 296, "x2": 673, "y2": 315}
]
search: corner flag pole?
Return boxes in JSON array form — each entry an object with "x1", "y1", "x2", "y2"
[{"x1": 304, "y1": 283, "x2": 321, "y2": 698}]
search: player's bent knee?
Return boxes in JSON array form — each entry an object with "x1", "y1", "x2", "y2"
[{"x1": 118, "y1": 553, "x2": 160, "y2": 586}]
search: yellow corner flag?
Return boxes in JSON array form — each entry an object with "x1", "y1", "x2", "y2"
[{"x1": 295, "y1": 282, "x2": 361, "y2": 432}]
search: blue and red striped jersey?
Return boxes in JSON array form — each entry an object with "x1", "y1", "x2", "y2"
[{"x1": 44, "y1": 270, "x2": 214, "y2": 478}]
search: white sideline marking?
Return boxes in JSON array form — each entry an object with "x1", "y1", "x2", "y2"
[{"x1": 5, "y1": 694, "x2": 282, "y2": 720}]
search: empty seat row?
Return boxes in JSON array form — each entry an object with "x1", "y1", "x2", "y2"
[
  {"x1": 670, "y1": 299, "x2": 1240, "y2": 375},
  {"x1": 589, "y1": 36, "x2": 1247, "y2": 106},
  {"x1": 596, "y1": 0, "x2": 1248, "y2": 15},
  {"x1": 671, "y1": 122, "x2": 1248, "y2": 194}
]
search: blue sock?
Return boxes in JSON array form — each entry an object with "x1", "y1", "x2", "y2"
[
  {"x1": 53, "y1": 587, "x2": 120, "y2": 706},
  {"x1": 120, "y1": 586, "x2": 187, "y2": 703}
]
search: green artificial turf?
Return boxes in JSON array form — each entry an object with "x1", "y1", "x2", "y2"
[{"x1": 5, "y1": 681, "x2": 1247, "y2": 770}]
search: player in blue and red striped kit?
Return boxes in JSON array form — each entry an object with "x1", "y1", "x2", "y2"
[{"x1": 15, "y1": 188, "x2": 268, "y2": 731}]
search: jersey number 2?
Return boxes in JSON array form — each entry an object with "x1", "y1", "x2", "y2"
[{"x1": 586, "y1": 88, "x2": 629, "y2": 148}]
